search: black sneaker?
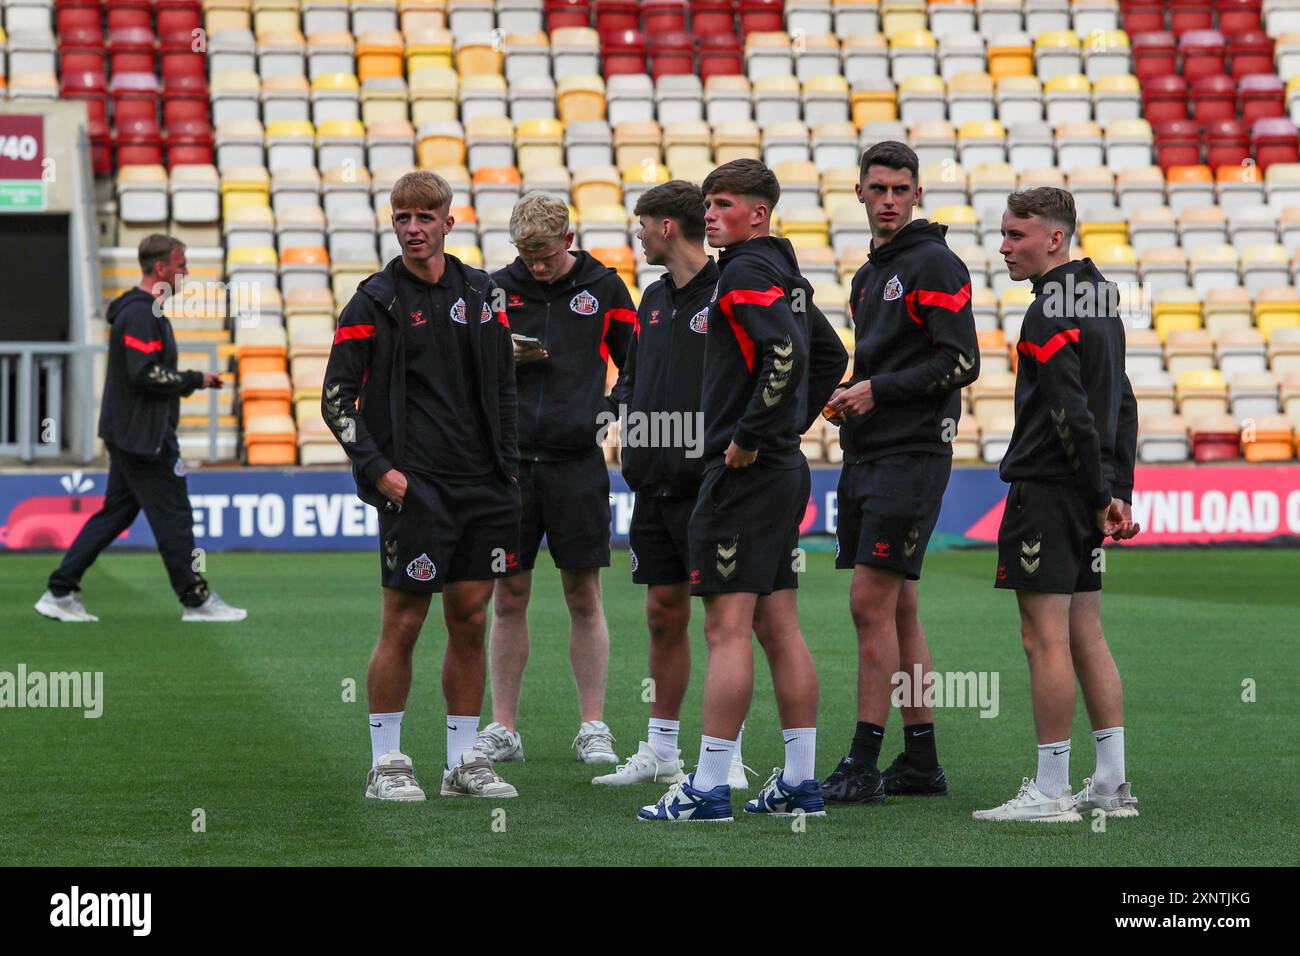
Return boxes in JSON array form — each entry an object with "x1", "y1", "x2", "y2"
[
  {"x1": 881, "y1": 752, "x2": 949, "y2": 796},
  {"x1": 819, "y1": 756, "x2": 885, "y2": 804}
]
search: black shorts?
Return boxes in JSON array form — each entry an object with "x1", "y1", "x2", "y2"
[
  {"x1": 688, "y1": 463, "x2": 809, "y2": 596},
  {"x1": 835, "y1": 452, "x2": 951, "y2": 581},
  {"x1": 518, "y1": 448, "x2": 611, "y2": 570},
  {"x1": 378, "y1": 472, "x2": 521, "y2": 592},
  {"x1": 629, "y1": 493, "x2": 696, "y2": 586},
  {"x1": 994, "y1": 479, "x2": 1105, "y2": 594}
]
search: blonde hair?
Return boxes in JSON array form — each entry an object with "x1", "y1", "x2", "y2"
[
  {"x1": 509, "y1": 191, "x2": 570, "y2": 247},
  {"x1": 390, "y1": 170, "x2": 453, "y2": 211}
]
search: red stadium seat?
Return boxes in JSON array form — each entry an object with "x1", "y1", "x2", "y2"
[
  {"x1": 601, "y1": 29, "x2": 648, "y2": 77},
  {"x1": 1239, "y1": 74, "x2": 1286, "y2": 123},
  {"x1": 649, "y1": 31, "x2": 695, "y2": 78},
  {"x1": 160, "y1": 30, "x2": 207, "y2": 80},
  {"x1": 595, "y1": 0, "x2": 641, "y2": 33},
  {"x1": 739, "y1": 0, "x2": 783, "y2": 35},
  {"x1": 1205, "y1": 119, "x2": 1251, "y2": 168},
  {"x1": 691, "y1": 0, "x2": 736, "y2": 36},
  {"x1": 110, "y1": 71, "x2": 162, "y2": 124},
  {"x1": 1190, "y1": 74, "x2": 1237, "y2": 123},
  {"x1": 60, "y1": 70, "x2": 110, "y2": 126},
  {"x1": 1216, "y1": 0, "x2": 1263, "y2": 34},
  {"x1": 644, "y1": 0, "x2": 688, "y2": 34},
  {"x1": 56, "y1": 0, "x2": 103, "y2": 34},
  {"x1": 1179, "y1": 31, "x2": 1227, "y2": 81},
  {"x1": 163, "y1": 73, "x2": 210, "y2": 127},
  {"x1": 1191, "y1": 427, "x2": 1241, "y2": 461},
  {"x1": 1229, "y1": 32, "x2": 1275, "y2": 79},
  {"x1": 87, "y1": 115, "x2": 113, "y2": 175},
  {"x1": 156, "y1": 0, "x2": 204, "y2": 38},
  {"x1": 58, "y1": 26, "x2": 108, "y2": 75},
  {"x1": 1252, "y1": 117, "x2": 1300, "y2": 170},
  {"x1": 167, "y1": 118, "x2": 215, "y2": 166},
  {"x1": 699, "y1": 33, "x2": 742, "y2": 80},
  {"x1": 1170, "y1": 1, "x2": 1214, "y2": 36},
  {"x1": 1155, "y1": 119, "x2": 1204, "y2": 169},
  {"x1": 1120, "y1": 2, "x2": 1165, "y2": 36},
  {"x1": 1142, "y1": 75, "x2": 1189, "y2": 123},
  {"x1": 114, "y1": 117, "x2": 165, "y2": 167},
  {"x1": 108, "y1": 27, "x2": 159, "y2": 77},
  {"x1": 1132, "y1": 32, "x2": 1177, "y2": 82},
  {"x1": 106, "y1": 0, "x2": 155, "y2": 32},
  {"x1": 545, "y1": 0, "x2": 592, "y2": 31}
]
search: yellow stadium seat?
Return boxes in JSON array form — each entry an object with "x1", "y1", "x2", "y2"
[{"x1": 557, "y1": 75, "x2": 607, "y2": 124}]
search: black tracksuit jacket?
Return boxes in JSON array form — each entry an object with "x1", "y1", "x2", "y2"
[
  {"x1": 321, "y1": 255, "x2": 519, "y2": 508},
  {"x1": 492, "y1": 251, "x2": 636, "y2": 461},
  {"x1": 99, "y1": 287, "x2": 204, "y2": 458},
  {"x1": 701, "y1": 236, "x2": 848, "y2": 469},
  {"x1": 842, "y1": 219, "x2": 980, "y2": 461},
  {"x1": 609, "y1": 257, "x2": 718, "y2": 496},
  {"x1": 1000, "y1": 258, "x2": 1138, "y2": 508}
]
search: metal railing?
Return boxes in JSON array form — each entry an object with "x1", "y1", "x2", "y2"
[{"x1": 0, "y1": 342, "x2": 222, "y2": 464}]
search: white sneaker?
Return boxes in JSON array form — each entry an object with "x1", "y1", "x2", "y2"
[
  {"x1": 365, "y1": 751, "x2": 426, "y2": 801},
  {"x1": 972, "y1": 777, "x2": 1082, "y2": 822},
  {"x1": 728, "y1": 751, "x2": 754, "y2": 790},
  {"x1": 181, "y1": 591, "x2": 247, "y2": 622},
  {"x1": 592, "y1": 740, "x2": 685, "y2": 785},
  {"x1": 573, "y1": 719, "x2": 619, "y2": 764},
  {"x1": 1073, "y1": 777, "x2": 1139, "y2": 818},
  {"x1": 441, "y1": 751, "x2": 518, "y2": 798},
  {"x1": 473, "y1": 721, "x2": 525, "y2": 762},
  {"x1": 34, "y1": 590, "x2": 98, "y2": 622}
]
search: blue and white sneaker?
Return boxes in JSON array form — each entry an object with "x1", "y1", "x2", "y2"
[
  {"x1": 744, "y1": 768, "x2": 827, "y2": 817},
  {"x1": 637, "y1": 773, "x2": 734, "y2": 823}
]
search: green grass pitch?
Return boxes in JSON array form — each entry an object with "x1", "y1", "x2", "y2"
[{"x1": 2, "y1": 546, "x2": 1295, "y2": 866}]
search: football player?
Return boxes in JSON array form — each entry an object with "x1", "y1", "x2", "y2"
[
  {"x1": 973, "y1": 187, "x2": 1140, "y2": 822},
  {"x1": 477, "y1": 192, "x2": 636, "y2": 765},
  {"x1": 821, "y1": 141, "x2": 980, "y2": 804},
  {"x1": 640, "y1": 160, "x2": 847, "y2": 822},
  {"x1": 323, "y1": 171, "x2": 520, "y2": 801},
  {"x1": 595, "y1": 180, "x2": 750, "y2": 788}
]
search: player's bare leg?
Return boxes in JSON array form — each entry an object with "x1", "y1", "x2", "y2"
[
  {"x1": 561, "y1": 567, "x2": 609, "y2": 723},
  {"x1": 368, "y1": 587, "x2": 432, "y2": 712},
  {"x1": 646, "y1": 582, "x2": 691, "y2": 722},
  {"x1": 486, "y1": 569, "x2": 531, "y2": 731},
  {"x1": 752, "y1": 589, "x2": 817, "y2": 728},
  {"x1": 1067, "y1": 590, "x2": 1136, "y2": 816},
  {"x1": 699, "y1": 591, "x2": 759, "y2": 740},
  {"x1": 972, "y1": 591, "x2": 1081, "y2": 821},
  {"x1": 895, "y1": 582, "x2": 933, "y2": 726}
]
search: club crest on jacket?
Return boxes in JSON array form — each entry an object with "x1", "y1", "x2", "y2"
[
  {"x1": 570, "y1": 290, "x2": 598, "y2": 315},
  {"x1": 689, "y1": 307, "x2": 709, "y2": 333},
  {"x1": 449, "y1": 297, "x2": 468, "y2": 324},
  {"x1": 883, "y1": 275, "x2": 903, "y2": 301}
]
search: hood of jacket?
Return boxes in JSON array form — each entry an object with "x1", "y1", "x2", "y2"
[
  {"x1": 500, "y1": 249, "x2": 623, "y2": 298},
  {"x1": 1031, "y1": 256, "x2": 1105, "y2": 294},
  {"x1": 717, "y1": 235, "x2": 802, "y2": 276},
  {"x1": 107, "y1": 287, "x2": 154, "y2": 324},
  {"x1": 866, "y1": 219, "x2": 951, "y2": 266}
]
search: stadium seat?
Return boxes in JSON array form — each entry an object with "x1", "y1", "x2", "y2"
[
  {"x1": 1007, "y1": 124, "x2": 1055, "y2": 170},
  {"x1": 1044, "y1": 74, "x2": 1091, "y2": 125},
  {"x1": 795, "y1": 33, "x2": 842, "y2": 84},
  {"x1": 311, "y1": 72, "x2": 361, "y2": 124},
  {"x1": 1254, "y1": 287, "x2": 1300, "y2": 337},
  {"x1": 1265, "y1": 163, "x2": 1300, "y2": 208},
  {"x1": 1190, "y1": 244, "x2": 1242, "y2": 293},
  {"x1": 1132, "y1": 369, "x2": 1177, "y2": 422},
  {"x1": 833, "y1": 0, "x2": 879, "y2": 37},
  {"x1": 1153, "y1": 288, "x2": 1204, "y2": 341},
  {"x1": 762, "y1": 121, "x2": 812, "y2": 168},
  {"x1": 1203, "y1": 286, "x2": 1256, "y2": 334},
  {"x1": 1242, "y1": 414, "x2": 1296, "y2": 460},
  {"x1": 1178, "y1": 204, "x2": 1228, "y2": 250},
  {"x1": 1140, "y1": 246, "x2": 1190, "y2": 292},
  {"x1": 1219, "y1": 328, "x2": 1271, "y2": 377},
  {"x1": 1034, "y1": 30, "x2": 1082, "y2": 80},
  {"x1": 704, "y1": 75, "x2": 753, "y2": 125},
  {"x1": 552, "y1": 27, "x2": 600, "y2": 79},
  {"x1": 712, "y1": 121, "x2": 762, "y2": 164},
  {"x1": 1176, "y1": 367, "x2": 1230, "y2": 418},
  {"x1": 1137, "y1": 413, "x2": 1190, "y2": 463},
  {"x1": 614, "y1": 120, "x2": 663, "y2": 170},
  {"x1": 1253, "y1": 117, "x2": 1300, "y2": 170},
  {"x1": 754, "y1": 75, "x2": 801, "y2": 126},
  {"x1": 1268, "y1": 326, "x2": 1300, "y2": 376},
  {"x1": 940, "y1": 34, "x2": 988, "y2": 82},
  {"x1": 745, "y1": 31, "x2": 793, "y2": 81},
  {"x1": 842, "y1": 34, "x2": 890, "y2": 85},
  {"x1": 889, "y1": 30, "x2": 938, "y2": 83},
  {"x1": 1242, "y1": 244, "x2": 1292, "y2": 289},
  {"x1": 1190, "y1": 414, "x2": 1243, "y2": 461},
  {"x1": 987, "y1": 32, "x2": 1033, "y2": 82},
  {"x1": 1132, "y1": 31, "x2": 1177, "y2": 82},
  {"x1": 699, "y1": 34, "x2": 744, "y2": 81},
  {"x1": 1104, "y1": 119, "x2": 1154, "y2": 171},
  {"x1": 1166, "y1": 164, "x2": 1215, "y2": 214},
  {"x1": 912, "y1": 120, "x2": 959, "y2": 168},
  {"x1": 656, "y1": 74, "x2": 705, "y2": 124}
]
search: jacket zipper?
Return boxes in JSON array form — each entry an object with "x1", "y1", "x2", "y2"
[{"x1": 533, "y1": 294, "x2": 551, "y2": 462}]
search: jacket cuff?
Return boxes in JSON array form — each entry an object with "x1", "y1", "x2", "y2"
[
  {"x1": 867, "y1": 375, "x2": 892, "y2": 403},
  {"x1": 361, "y1": 456, "x2": 395, "y2": 485},
  {"x1": 732, "y1": 426, "x2": 759, "y2": 452},
  {"x1": 1090, "y1": 484, "x2": 1114, "y2": 512},
  {"x1": 1112, "y1": 481, "x2": 1133, "y2": 504}
]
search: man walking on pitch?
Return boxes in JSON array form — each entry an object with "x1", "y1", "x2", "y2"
[
  {"x1": 974, "y1": 187, "x2": 1140, "y2": 822},
  {"x1": 478, "y1": 192, "x2": 636, "y2": 765},
  {"x1": 323, "y1": 170, "x2": 520, "y2": 801},
  {"x1": 595, "y1": 180, "x2": 749, "y2": 789},
  {"x1": 639, "y1": 159, "x2": 847, "y2": 822},
  {"x1": 822, "y1": 141, "x2": 980, "y2": 803},
  {"x1": 36, "y1": 234, "x2": 245, "y2": 624}
]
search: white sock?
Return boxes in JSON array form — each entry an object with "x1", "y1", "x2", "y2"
[
  {"x1": 446, "y1": 714, "x2": 480, "y2": 768},
  {"x1": 648, "y1": 718, "x2": 680, "y2": 759},
  {"x1": 782, "y1": 727, "x2": 817, "y2": 786},
  {"x1": 1036, "y1": 739, "x2": 1071, "y2": 799},
  {"x1": 369, "y1": 711, "x2": 404, "y2": 768},
  {"x1": 1093, "y1": 726, "x2": 1125, "y2": 793},
  {"x1": 735, "y1": 721, "x2": 745, "y2": 762},
  {"x1": 694, "y1": 735, "x2": 736, "y2": 790}
]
